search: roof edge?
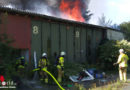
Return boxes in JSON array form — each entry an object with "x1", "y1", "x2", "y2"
[{"x1": 0, "y1": 6, "x2": 121, "y2": 31}]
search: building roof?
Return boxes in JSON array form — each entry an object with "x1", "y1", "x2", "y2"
[{"x1": 0, "y1": 6, "x2": 120, "y2": 31}]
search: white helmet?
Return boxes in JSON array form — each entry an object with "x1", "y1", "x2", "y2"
[
  {"x1": 119, "y1": 49, "x2": 124, "y2": 53},
  {"x1": 42, "y1": 53, "x2": 47, "y2": 57},
  {"x1": 60, "y1": 51, "x2": 66, "y2": 56}
]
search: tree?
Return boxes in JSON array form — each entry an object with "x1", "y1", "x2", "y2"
[
  {"x1": 97, "y1": 40, "x2": 130, "y2": 70},
  {"x1": 120, "y1": 21, "x2": 130, "y2": 41},
  {"x1": 0, "y1": 33, "x2": 19, "y2": 79},
  {"x1": 111, "y1": 24, "x2": 120, "y2": 30},
  {"x1": 98, "y1": 14, "x2": 120, "y2": 30},
  {"x1": 0, "y1": 13, "x2": 19, "y2": 79},
  {"x1": 98, "y1": 14, "x2": 112, "y2": 27}
]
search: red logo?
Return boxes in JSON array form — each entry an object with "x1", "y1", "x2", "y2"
[
  {"x1": 0, "y1": 75, "x2": 6, "y2": 86},
  {"x1": 0, "y1": 75, "x2": 4, "y2": 82}
]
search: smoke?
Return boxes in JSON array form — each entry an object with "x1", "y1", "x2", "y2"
[
  {"x1": 0, "y1": 0, "x2": 91, "y2": 22},
  {"x1": 29, "y1": 1, "x2": 59, "y2": 16},
  {"x1": 44, "y1": 0, "x2": 60, "y2": 8},
  {"x1": 0, "y1": 0, "x2": 23, "y2": 9}
]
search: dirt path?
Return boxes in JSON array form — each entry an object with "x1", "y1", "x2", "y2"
[{"x1": 122, "y1": 81, "x2": 130, "y2": 90}]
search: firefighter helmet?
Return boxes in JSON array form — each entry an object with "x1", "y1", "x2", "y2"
[
  {"x1": 119, "y1": 49, "x2": 124, "y2": 53},
  {"x1": 42, "y1": 53, "x2": 47, "y2": 57},
  {"x1": 60, "y1": 51, "x2": 66, "y2": 56}
]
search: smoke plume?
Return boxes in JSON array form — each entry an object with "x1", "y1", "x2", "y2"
[{"x1": 0, "y1": 0, "x2": 91, "y2": 22}]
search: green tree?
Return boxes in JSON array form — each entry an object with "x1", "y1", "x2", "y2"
[
  {"x1": 98, "y1": 14, "x2": 112, "y2": 27},
  {"x1": 0, "y1": 33, "x2": 19, "y2": 79},
  {"x1": 97, "y1": 40, "x2": 130, "y2": 70},
  {"x1": 0, "y1": 12, "x2": 19, "y2": 79},
  {"x1": 120, "y1": 21, "x2": 130, "y2": 41}
]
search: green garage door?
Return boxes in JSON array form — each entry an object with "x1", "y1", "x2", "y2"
[
  {"x1": 67, "y1": 26, "x2": 74, "y2": 62},
  {"x1": 42, "y1": 22, "x2": 51, "y2": 58},
  {"x1": 75, "y1": 27, "x2": 81, "y2": 62},
  {"x1": 51, "y1": 23, "x2": 60, "y2": 61},
  {"x1": 60, "y1": 24, "x2": 67, "y2": 54},
  {"x1": 81, "y1": 27, "x2": 87, "y2": 62},
  {"x1": 31, "y1": 20, "x2": 42, "y2": 62},
  {"x1": 86, "y1": 29, "x2": 93, "y2": 63}
]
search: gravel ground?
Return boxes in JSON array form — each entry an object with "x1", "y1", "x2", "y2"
[
  {"x1": 122, "y1": 74, "x2": 130, "y2": 90},
  {"x1": 14, "y1": 73, "x2": 124, "y2": 90}
]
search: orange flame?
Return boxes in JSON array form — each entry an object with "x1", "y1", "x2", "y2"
[{"x1": 60, "y1": 0, "x2": 85, "y2": 22}]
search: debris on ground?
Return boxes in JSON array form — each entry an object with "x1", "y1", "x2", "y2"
[
  {"x1": 69, "y1": 68, "x2": 107, "y2": 82},
  {"x1": 69, "y1": 69, "x2": 94, "y2": 82}
]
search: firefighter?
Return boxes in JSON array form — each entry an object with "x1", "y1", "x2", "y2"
[
  {"x1": 15, "y1": 56, "x2": 27, "y2": 76},
  {"x1": 114, "y1": 49, "x2": 129, "y2": 82},
  {"x1": 57, "y1": 51, "x2": 65, "y2": 83},
  {"x1": 38, "y1": 53, "x2": 49, "y2": 83}
]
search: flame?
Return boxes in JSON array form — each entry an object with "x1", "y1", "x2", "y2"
[{"x1": 60, "y1": 0, "x2": 85, "y2": 22}]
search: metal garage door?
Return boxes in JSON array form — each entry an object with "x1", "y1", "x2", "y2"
[
  {"x1": 51, "y1": 23, "x2": 60, "y2": 61},
  {"x1": 81, "y1": 27, "x2": 87, "y2": 62},
  {"x1": 42, "y1": 21, "x2": 51, "y2": 58},
  {"x1": 75, "y1": 27, "x2": 81, "y2": 62},
  {"x1": 60, "y1": 24, "x2": 67, "y2": 54},
  {"x1": 67, "y1": 26, "x2": 74, "y2": 62},
  {"x1": 31, "y1": 20, "x2": 42, "y2": 62}
]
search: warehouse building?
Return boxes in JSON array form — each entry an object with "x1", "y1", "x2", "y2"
[{"x1": 0, "y1": 6, "x2": 124, "y2": 64}]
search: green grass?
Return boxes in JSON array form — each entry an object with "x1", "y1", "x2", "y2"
[
  {"x1": 89, "y1": 79, "x2": 124, "y2": 90},
  {"x1": 69, "y1": 79, "x2": 126, "y2": 90}
]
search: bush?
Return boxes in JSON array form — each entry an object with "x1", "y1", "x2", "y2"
[
  {"x1": 0, "y1": 43, "x2": 19, "y2": 79},
  {"x1": 0, "y1": 33, "x2": 19, "y2": 80},
  {"x1": 97, "y1": 40, "x2": 130, "y2": 70},
  {"x1": 64, "y1": 62, "x2": 85, "y2": 76}
]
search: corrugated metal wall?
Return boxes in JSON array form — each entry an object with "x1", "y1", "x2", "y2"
[
  {"x1": 31, "y1": 20, "x2": 42, "y2": 61},
  {"x1": 0, "y1": 13, "x2": 31, "y2": 49},
  {"x1": 31, "y1": 20, "x2": 103, "y2": 63},
  {"x1": 81, "y1": 27, "x2": 87, "y2": 62},
  {"x1": 67, "y1": 26, "x2": 74, "y2": 62},
  {"x1": 75, "y1": 27, "x2": 81, "y2": 62}
]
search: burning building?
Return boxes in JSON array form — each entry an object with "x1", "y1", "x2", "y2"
[
  {"x1": 0, "y1": 1, "x2": 124, "y2": 64},
  {"x1": 0, "y1": 0, "x2": 92, "y2": 22}
]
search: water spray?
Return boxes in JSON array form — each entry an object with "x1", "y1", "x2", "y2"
[
  {"x1": 34, "y1": 51, "x2": 37, "y2": 69},
  {"x1": 33, "y1": 51, "x2": 38, "y2": 80}
]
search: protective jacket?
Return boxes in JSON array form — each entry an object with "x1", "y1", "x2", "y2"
[
  {"x1": 117, "y1": 53, "x2": 129, "y2": 67},
  {"x1": 39, "y1": 57, "x2": 49, "y2": 70},
  {"x1": 16, "y1": 57, "x2": 27, "y2": 69},
  {"x1": 57, "y1": 56, "x2": 64, "y2": 70}
]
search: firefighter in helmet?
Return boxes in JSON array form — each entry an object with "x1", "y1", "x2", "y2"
[
  {"x1": 15, "y1": 56, "x2": 27, "y2": 76},
  {"x1": 38, "y1": 53, "x2": 49, "y2": 83},
  {"x1": 57, "y1": 51, "x2": 66, "y2": 83},
  {"x1": 114, "y1": 49, "x2": 129, "y2": 82}
]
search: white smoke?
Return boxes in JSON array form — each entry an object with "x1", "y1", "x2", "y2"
[
  {"x1": 31, "y1": 1, "x2": 52, "y2": 16},
  {"x1": 5, "y1": 4, "x2": 15, "y2": 8},
  {"x1": 0, "y1": 0, "x2": 23, "y2": 9},
  {"x1": 44, "y1": 0, "x2": 60, "y2": 8}
]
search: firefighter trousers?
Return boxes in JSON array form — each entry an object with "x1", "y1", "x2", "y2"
[{"x1": 119, "y1": 67, "x2": 127, "y2": 82}]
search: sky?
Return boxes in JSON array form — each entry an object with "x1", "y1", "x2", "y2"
[{"x1": 88, "y1": 0, "x2": 130, "y2": 25}]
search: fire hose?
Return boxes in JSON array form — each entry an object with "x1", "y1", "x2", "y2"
[{"x1": 33, "y1": 68, "x2": 65, "y2": 90}]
